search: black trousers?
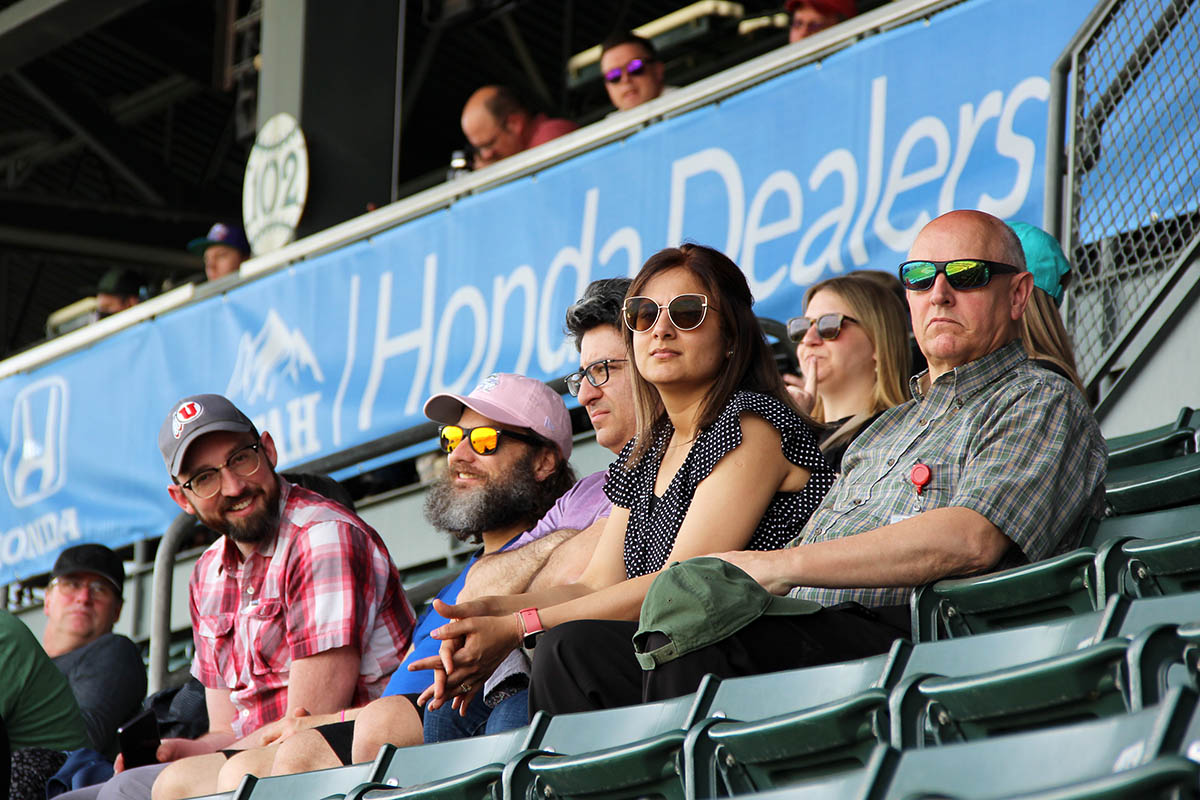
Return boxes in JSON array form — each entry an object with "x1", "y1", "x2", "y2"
[{"x1": 528, "y1": 604, "x2": 910, "y2": 716}]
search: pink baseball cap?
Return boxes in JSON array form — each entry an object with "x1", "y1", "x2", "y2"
[{"x1": 424, "y1": 373, "x2": 573, "y2": 459}]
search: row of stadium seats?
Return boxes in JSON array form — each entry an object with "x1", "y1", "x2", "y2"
[
  {"x1": 193, "y1": 589, "x2": 1198, "y2": 800},
  {"x1": 186, "y1": 410, "x2": 1200, "y2": 800}
]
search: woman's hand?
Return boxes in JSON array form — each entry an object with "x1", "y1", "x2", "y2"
[
  {"x1": 407, "y1": 599, "x2": 524, "y2": 712},
  {"x1": 783, "y1": 357, "x2": 819, "y2": 414}
]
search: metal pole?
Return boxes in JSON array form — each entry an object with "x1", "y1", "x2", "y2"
[{"x1": 148, "y1": 513, "x2": 196, "y2": 694}]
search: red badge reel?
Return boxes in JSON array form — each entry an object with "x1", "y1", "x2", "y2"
[{"x1": 910, "y1": 463, "x2": 931, "y2": 495}]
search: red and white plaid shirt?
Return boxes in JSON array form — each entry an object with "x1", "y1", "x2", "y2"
[{"x1": 189, "y1": 480, "x2": 414, "y2": 739}]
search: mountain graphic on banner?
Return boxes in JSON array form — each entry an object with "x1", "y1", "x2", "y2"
[{"x1": 226, "y1": 309, "x2": 325, "y2": 404}]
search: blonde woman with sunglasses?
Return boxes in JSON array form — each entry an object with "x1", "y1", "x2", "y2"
[
  {"x1": 410, "y1": 244, "x2": 836, "y2": 717},
  {"x1": 784, "y1": 275, "x2": 912, "y2": 469}
]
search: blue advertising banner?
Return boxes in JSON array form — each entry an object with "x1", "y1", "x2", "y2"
[{"x1": 0, "y1": 0, "x2": 1096, "y2": 582}]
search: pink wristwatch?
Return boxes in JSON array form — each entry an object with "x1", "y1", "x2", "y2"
[{"x1": 516, "y1": 607, "x2": 545, "y2": 648}]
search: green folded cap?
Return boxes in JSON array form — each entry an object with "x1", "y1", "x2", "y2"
[{"x1": 633, "y1": 557, "x2": 823, "y2": 669}]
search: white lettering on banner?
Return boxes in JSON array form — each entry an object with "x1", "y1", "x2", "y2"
[
  {"x1": 741, "y1": 170, "x2": 803, "y2": 298},
  {"x1": 0, "y1": 507, "x2": 80, "y2": 568},
  {"x1": 4, "y1": 376, "x2": 69, "y2": 509},
  {"x1": 667, "y1": 148, "x2": 745, "y2": 258},
  {"x1": 481, "y1": 266, "x2": 538, "y2": 379},
  {"x1": 537, "y1": 188, "x2": 598, "y2": 373},
  {"x1": 360, "y1": 254, "x2": 437, "y2": 430},
  {"x1": 597, "y1": 226, "x2": 643, "y2": 277},
  {"x1": 982, "y1": 76, "x2": 1048, "y2": 217},
  {"x1": 332, "y1": 274, "x2": 361, "y2": 447},
  {"x1": 874, "y1": 115, "x2": 952, "y2": 252},
  {"x1": 250, "y1": 397, "x2": 323, "y2": 467},
  {"x1": 432, "y1": 286, "x2": 488, "y2": 394},
  {"x1": 793, "y1": 149, "x2": 858, "y2": 283},
  {"x1": 666, "y1": 74, "x2": 1048, "y2": 286}
]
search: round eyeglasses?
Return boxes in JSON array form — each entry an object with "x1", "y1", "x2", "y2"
[{"x1": 179, "y1": 442, "x2": 264, "y2": 499}]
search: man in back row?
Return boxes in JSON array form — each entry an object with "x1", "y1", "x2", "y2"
[
  {"x1": 42, "y1": 543, "x2": 145, "y2": 758},
  {"x1": 528, "y1": 209, "x2": 1108, "y2": 711},
  {"x1": 460, "y1": 85, "x2": 578, "y2": 169}
]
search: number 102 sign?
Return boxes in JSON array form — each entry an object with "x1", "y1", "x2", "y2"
[{"x1": 243, "y1": 112, "x2": 309, "y2": 256}]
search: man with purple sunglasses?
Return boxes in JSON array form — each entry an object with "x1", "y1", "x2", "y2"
[{"x1": 599, "y1": 32, "x2": 668, "y2": 112}]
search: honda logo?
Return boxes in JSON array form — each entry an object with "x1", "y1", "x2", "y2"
[{"x1": 4, "y1": 376, "x2": 69, "y2": 508}]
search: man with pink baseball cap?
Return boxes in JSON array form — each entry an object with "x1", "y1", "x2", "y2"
[{"x1": 786, "y1": 0, "x2": 856, "y2": 42}]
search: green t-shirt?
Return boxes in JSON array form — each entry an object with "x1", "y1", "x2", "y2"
[{"x1": 0, "y1": 609, "x2": 88, "y2": 751}]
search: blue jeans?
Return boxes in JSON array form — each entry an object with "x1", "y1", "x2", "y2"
[{"x1": 422, "y1": 690, "x2": 529, "y2": 742}]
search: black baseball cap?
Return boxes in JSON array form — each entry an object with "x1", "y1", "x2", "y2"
[{"x1": 52, "y1": 543, "x2": 125, "y2": 598}]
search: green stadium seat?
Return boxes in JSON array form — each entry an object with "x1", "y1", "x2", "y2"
[
  {"x1": 910, "y1": 549, "x2": 1101, "y2": 641},
  {"x1": 1104, "y1": 407, "x2": 1197, "y2": 471},
  {"x1": 1124, "y1": 623, "x2": 1200, "y2": 709},
  {"x1": 235, "y1": 746, "x2": 392, "y2": 800},
  {"x1": 683, "y1": 644, "x2": 901, "y2": 798},
  {"x1": 345, "y1": 724, "x2": 535, "y2": 800},
  {"x1": 1110, "y1": 591, "x2": 1200, "y2": 637},
  {"x1": 511, "y1": 677, "x2": 718, "y2": 800},
  {"x1": 1078, "y1": 502, "x2": 1200, "y2": 549},
  {"x1": 1104, "y1": 452, "x2": 1200, "y2": 514},
  {"x1": 707, "y1": 745, "x2": 894, "y2": 800},
  {"x1": 1104, "y1": 531, "x2": 1200, "y2": 598},
  {"x1": 1001, "y1": 755, "x2": 1200, "y2": 799},
  {"x1": 889, "y1": 638, "x2": 1132, "y2": 749},
  {"x1": 872, "y1": 687, "x2": 1198, "y2": 800}
]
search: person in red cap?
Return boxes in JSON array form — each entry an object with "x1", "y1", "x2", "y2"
[{"x1": 786, "y1": 0, "x2": 857, "y2": 42}]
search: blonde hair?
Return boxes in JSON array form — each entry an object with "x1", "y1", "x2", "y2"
[
  {"x1": 801, "y1": 275, "x2": 912, "y2": 452},
  {"x1": 1021, "y1": 286, "x2": 1085, "y2": 394}
]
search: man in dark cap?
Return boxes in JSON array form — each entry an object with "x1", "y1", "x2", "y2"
[
  {"x1": 186, "y1": 223, "x2": 251, "y2": 282},
  {"x1": 42, "y1": 543, "x2": 146, "y2": 758},
  {"x1": 92, "y1": 269, "x2": 144, "y2": 319}
]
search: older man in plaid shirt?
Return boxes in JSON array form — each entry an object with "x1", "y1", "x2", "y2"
[
  {"x1": 529, "y1": 209, "x2": 1108, "y2": 713},
  {"x1": 59, "y1": 394, "x2": 414, "y2": 800}
]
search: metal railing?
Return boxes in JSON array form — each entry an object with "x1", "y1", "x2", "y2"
[{"x1": 1047, "y1": 0, "x2": 1200, "y2": 391}]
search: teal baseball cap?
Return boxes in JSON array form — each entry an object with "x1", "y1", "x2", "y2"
[
  {"x1": 633, "y1": 557, "x2": 822, "y2": 669},
  {"x1": 1008, "y1": 221, "x2": 1071, "y2": 304}
]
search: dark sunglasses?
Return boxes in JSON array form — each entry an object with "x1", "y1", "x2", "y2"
[
  {"x1": 566, "y1": 358, "x2": 628, "y2": 397},
  {"x1": 438, "y1": 425, "x2": 539, "y2": 456},
  {"x1": 787, "y1": 313, "x2": 859, "y2": 342},
  {"x1": 604, "y1": 58, "x2": 653, "y2": 83},
  {"x1": 623, "y1": 293, "x2": 711, "y2": 333},
  {"x1": 899, "y1": 259, "x2": 1022, "y2": 292}
]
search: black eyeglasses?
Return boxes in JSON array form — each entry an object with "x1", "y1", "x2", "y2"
[
  {"x1": 604, "y1": 58, "x2": 654, "y2": 83},
  {"x1": 180, "y1": 442, "x2": 264, "y2": 499},
  {"x1": 623, "y1": 293, "x2": 711, "y2": 333},
  {"x1": 566, "y1": 358, "x2": 628, "y2": 396},
  {"x1": 899, "y1": 259, "x2": 1022, "y2": 292},
  {"x1": 787, "y1": 313, "x2": 859, "y2": 342},
  {"x1": 438, "y1": 425, "x2": 539, "y2": 456}
]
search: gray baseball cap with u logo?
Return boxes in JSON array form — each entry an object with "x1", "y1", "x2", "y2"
[{"x1": 157, "y1": 394, "x2": 257, "y2": 477}]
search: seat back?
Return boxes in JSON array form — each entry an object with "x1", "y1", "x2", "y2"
[
  {"x1": 1104, "y1": 452, "x2": 1200, "y2": 514},
  {"x1": 875, "y1": 687, "x2": 1198, "y2": 800},
  {"x1": 512, "y1": 681, "x2": 716, "y2": 800},
  {"x1": 893, "y1": 639, "x2": 1132, "y2": 749},
  {"x1": 910, "y1": 550, "x2": 1099, "y2": 641},
  {"x1": 1115, "y1": 531, "x2": 1200, "y2": 598},
  {"x1": 238, "y1": 760, "x2": 381, "y2": 800},
  {"x1": 1112, "y1": 591, "x2": 1200, "y2": 638},
  {"x1": 355, "y1": 726, "x2": 532, "y2": 800},
  {"x1": 1080, "y1": 502, "x2": 1200, "y2": 549},
  {"x1": 1105, "y1": 406, "x2": 1197, "y2": 470}
]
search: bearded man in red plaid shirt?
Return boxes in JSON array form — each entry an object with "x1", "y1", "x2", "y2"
[{"x1": 56, "y1": 394, "x2": 414, "y2": 800}]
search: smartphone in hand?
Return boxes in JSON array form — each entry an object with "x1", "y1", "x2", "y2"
[{"x1": 117, "y1": 709, "x2": 161, "y2": 769}]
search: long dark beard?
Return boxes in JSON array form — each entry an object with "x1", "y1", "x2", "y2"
[{"x1": 423, "y1": 450, "x2": 560, "y2": 543}]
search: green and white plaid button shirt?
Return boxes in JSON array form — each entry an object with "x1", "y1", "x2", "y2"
[{"x1": 790, "y1": 340, "x2": 1107, "y2": 609}]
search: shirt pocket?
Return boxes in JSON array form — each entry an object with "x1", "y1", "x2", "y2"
[
  {"x1": 899, "y1": 459, "x2": 957, "y2": 513},
  {"x1": 196, "y1": 613, "x2": 237, "y2": 687},
  {"x1": 245, "y1": 600, "x2": 289, "y2": 677}
]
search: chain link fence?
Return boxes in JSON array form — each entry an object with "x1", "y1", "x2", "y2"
[{"x1": 1062, "y1": 0, "x2": 1200, "y2": 386}]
